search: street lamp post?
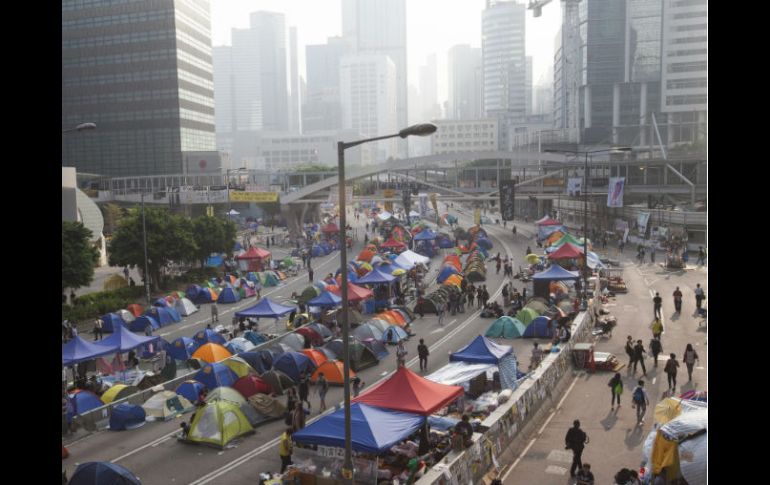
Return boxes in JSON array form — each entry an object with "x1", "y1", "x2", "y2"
[
  {"x1": 141, "y1": 191, "x2": 151, "y2": 306},
  {"x1": 337, "y1": 123, "x2": 436, "y2": 483},
  {"x1": 544, "y1": 146, "x2": 631, "y2": 306}
]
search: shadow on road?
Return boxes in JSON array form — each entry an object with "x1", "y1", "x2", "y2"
[
  {"x1": 670, "y1": 312, "x2": 680, "y2": 321},
  {"x1": 623, "y1": 423, "x2": 646, "y2": 449},
  {"x1": 601, "y1": 410, "x2": 619, "y2": 431}
]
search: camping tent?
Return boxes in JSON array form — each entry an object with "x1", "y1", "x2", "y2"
[
  {"x1": 183, "y1": 400, "x2": 255, "y2": 449},
  {"x1": 308, "y1": 291, "x2": 342, "y2": 307},
  {"x1": 225, "y1": 337, "x2": 257, "y2": 355},
  {"x1": 238, "y1": 352, "x2": 269, "y2": 374},
  {"x1": 99, "y1": 313, "x2": 125, "y2": 333},
  {"x1": 394, "y1": 250, "x2": 429, "y2": 269},
  {"x1": 361, "y1": 338, "x2": 389, "y2": 360},
  {"x1": 115, "y1": 309, "x2": 135, "y2": 323},
  {"x1": 243, "y1": 330, "x2": 268, "y2": 346},
  {"x1": 278, "y1": 332, "x2": 307, "y2": 351},
  {"x1": 217, "y1": 287, "x2": 241, "y2": 304},
  {"x1": 67, "y1": 390, "x2": 104, "y2": 422},
  {"x1": 353, "y1": 367, "x2": 463, "y2": 415},
  {"x1": 193, "y1": 287, "x2": 219, "y2": 304},
  {"x1": 357, "y1": 268, "x2": 396, "y2": 285},
  {"x1": 142, "y1": 390, "x2": 194, "y2": 421},
  {"x1": 300, "y1": 349, "x2": 329, "y2": 367},
  {"x1": 153, "y1": 297, "x2": 170, "y2": 308},
  {"x1": 352, "y1": 323, "x2": 384, "y2": 341},
  {"x1": 176, "y1": 380, "x2": 205, "y2": 404},
  {"x1": 233, "y1": 375, "x2": 273, "y2": 398},
  {"x1": 192, "y1": 343, "x2": 233, "y2": 363},
  {"x1": 169, "y1": 337, "x2": 200, "y2": 361},
  {"x1": 62, "y1": 336, "x2": 116, "y2": 366},
  {"x1": 97, "y1": 324, "x2": 160, "y2": 352},
  {"x1": 381, "y1": 325, "x2": 409, "y2": 344},
  {"x1": 363, "y1": 319, "x2": 391, "y2": 333},
  {"x1": 174, "y1": 298, "x2": 198, "y2": 316},
  {"x1": 413, "y1": 229, "x2": 437, "y2": 241},
  {"x1": 125, "y1": 304, "x2": 144, "y2": 317},
  {"x1": 193, "y1": 328, "x2": 227, "y2": 346},
  {"x1": 127, "y1": 315, "x2": 160, "y2": 333},
  {"x1": 259, "y1": 370, "x2": 296, "y2": 394},
  {"x1": 327, "y1": 282, "x2": 374, "y2": 303},
  {"x1": 450, "y1": 335, "x2": 513, "y2": 364},
  {"x1": 323, "y1": 339, "x2": 379, "y2": 372},
  {"x1": 101, "y1": 384, "x2": 139, "y2": 404},
  {"x1": 236, "y1": 298, "x2": 295, "y2": 319},
  {"x1": 221, "y1": 355, "x2": 259, "y2": 378},
  {"x1": 296, "y1": 327, "x2": 324, "y2": 347},
  {"x1": 310, "y1": 360, "x2": 355, "y2": 385},
  {"x1": 109, "y1": 403, "x2": 146, "y2": 431},
  {"x1": 273, "y1": 351, "x2": 317, "y2": 382},
  {"x1": 205, "y1": 386, "x2": 247, "y2": 406},
  {"x1": 437, "y1": 266, "x2": 460, "y2": 283},
  {"x1": 293, "y1": 403, "x2": 424, "y2": 454},
  {"x1": 194, "y1": 362, "x2": 238, "y2": 389},
  {"x1": 484, "y1": 316, "x2": 527, "y2": 339},
  {"x1": 152, "y1": 305, "x2": 182, "y2": 324},
  {"x1": 515, "y1": 308, "x2": 540, "y2": 326},
  {"x1": 522, "y1": 316, "x2": 555, "y2": 338},
  {"x1": 69, "y1": 462, "x2": 141, "y2": 485}
]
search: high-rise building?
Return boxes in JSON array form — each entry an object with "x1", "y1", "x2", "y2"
[
  {"x1": 482, "y1": 0, "x2": 527, "y2": 120},
  {"x1": 62, "y1": 0, "x2": 217, "y2": 176},
  {"x1": 213, "y1": 45, "x2": 235, "y2": 154},
  {"x1": 419, "y1": 54, "x2": 442, "y2": 121},
  {"x1": 526, "y1": 56, "x2": 533, "y2": 116},
  {"x1": 661, "y1": 0, "x2": 707, "y2": 145},
  {"x1": 288, "y1": 26, "x2": 302, "y2": 134},
  {"x1": 339, "y1": 54, "x2": 398, "y2": 161},
  {"x1": 303, "y1": 37, "x2": 350, "y2": 132},
  {"x1": 342, "y1": 0, "x2": 407, "y2": 157},
  {"x1": 447, "y1": 44, "x2": 483, "y2": 120}
]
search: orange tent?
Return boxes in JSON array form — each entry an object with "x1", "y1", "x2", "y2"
[
  {"x1": 191, "y1": 343, "x2": 233, "y2": 363},
  {"x1": 385, "y1": 310, "x2": 406, "y2": 325},
  {"x1": 126, "y1": 304, "x2": 144, "y2": 317},
  {"x1": 377, "y1": 312, "x2": 398, "y2": 325},
  {"x1": 443, "y1": 274, "x2": 463, "y2": 287},
  {"x1": 545, "y1": 231, "x2": 565, "y2": 247},
  {"x1": 443, "y1": 255, "x2": 462, "y2": 271},
  {"x1": 311, "y1": 360, "x2": 356, "y2": 385},
  {"x1": 357, "y1": 249, "x2": 375, "y2": 262},
  {"x1": 300, "y1": 349, "x2": 329, "y2": 367}
]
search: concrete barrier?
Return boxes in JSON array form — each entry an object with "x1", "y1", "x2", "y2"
[{"x1": 417, "y1": 309, "x2": 594, "y2": 485}]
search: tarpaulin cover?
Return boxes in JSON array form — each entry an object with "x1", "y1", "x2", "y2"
[
  {"x1": 353, "y1": 367, "x2": 463, "y2": 415},
  {"x1": 69, "y1": 462, "x2": 141, "y2": 485},
  {"x1": 169, "y1": 337, "x2": 200, "y2": 361},
  {"x1": 536, "y1": 217, "x2": 561, "y2": 226},
  {"x1": 449, "y1": 335, "x2": 512, "y2": 364},
  {"x1": 235, "y1": 298, "x2": 295, "y2": 318},
  {"x1": 292, "y1": 403, "x2": 425, "y2": 454},
  {"x1": 62, "y1": 336, "x2": 116, "y2": 366},
  {"x1": 425, "y1": 362, "x2": 497, "y2": 386},
  {"x1": 380, "y1": 238, "x2": 406, "y2": 249},
  {"x1": 308, "y1": 291, "x2": 342, "y2": 307},
  {"x1": 225, "y1": 337, "x2": 256, "y2": 355},
  {"x1": 395, "y1": 250, "x2": 429, "y2": 268},
  {"x1": 437, "y1": 266, "x2": 460, "y2": 283},
  {"x1": 97, "y1": 324, "x2": 160, "y2": 352},
  {"x1": 532, "y1": 265, "x2": 580, "y2": 281},
  {"x1": 194, "y1": 362, "x2": 238, "y2": 389},
  {"x1": 357, "y1": 267, "x2": 396, "y2": 284},
  {"x1": 243, "y1": 331, "x2": 268, "y2": 346}
]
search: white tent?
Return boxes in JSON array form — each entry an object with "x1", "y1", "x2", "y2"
[
  {"x1": 642, "y1": 404, "x2": 707, "y2": 484},
  {"x1": 116, "y1": 309, "x2": 136, "y2": 323},
  {"x1": 175, "y1": 297, "x2": 199, "y2": 316},
  {"x1": 395, "y1": 250, "x2": 430, "y2": 270},
  {"x1": 425, "y1": 362, "x2": 496, "y2": 386},
  {"x1": 378, "y1": 211, "x2": 392, "y2": 220},
  {"x1": 142, "y1": 390, "x2": 194, "y2": 421}
]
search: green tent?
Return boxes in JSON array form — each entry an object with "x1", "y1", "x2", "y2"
[
  {"x1": 524, "y1": 299, "x2": 549, "y2": 314},
  {"x1": 261, "y1": 272, "x2": 280, "y2": 287},
  {"x1": 348, "y1": 342, "x2": 379, "y2": 371},
  {"x1": 515, "y1": 308, "x2": 540, "y2": 326},
  {"x1": 237, "y1": 287, "x2": 247, "y2": 299},
  {"x1": 281, "y1": 257, "x2": 296, "y2": 267},
  {"x1": 298, "y1": 286, "x2": 321, "y2": 304},
  {"x1": 551, "y1": 233, "x2": 583, "y2": 248},
  {"x1": 485, "y1": 316, "x2": 527, "y2": 339},
  {"x1": 204, "y1": 387, "x2": 247, "y2": 406},
  {"x1": 183, "y1": 400, "x2": 254, "y2": 449}
]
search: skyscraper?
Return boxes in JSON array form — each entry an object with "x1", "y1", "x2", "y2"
[
  {"x1": 339, "y1": 54, "x2": 398, "y2": 161},
  {"x1": 482, "y1": 0, "x2": 527, "y2": 120},
  {"x1": 342, "y1": 0, "x2": 407, "y2": 156},
  {"x1": 62, "y1": 0, "x2": 216, "y2": 176},
  {"x1": 303, "y1": 37, "x2": 350, "y2": 132},
  {"x1": 418, "y1": 54, "x2": 441, "y2": 121},
  {"x1": 447, "y1": 44, "x2": 483, "y2": 120},
  {"x1": 288, "y1": 26, "x2": 302, "y2": 134}
]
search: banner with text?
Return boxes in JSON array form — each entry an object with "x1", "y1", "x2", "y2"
[
  {"x1": 229, "y1": 191, "x2": 279, "y2": 203},
  {"x1": 637, "y1": 212, "x2": 651, "y2": 237},
  {"x1": 567, "y1": 178, "x2": 582, "y2": 197},
  {"x1": 607, "y1": 177, "x2": 625, "y2": 208}
]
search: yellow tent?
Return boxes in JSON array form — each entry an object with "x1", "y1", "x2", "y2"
[
  {"x1": 100, "y1": 384, "x2": 139, "y2": 404},
  {"x1": 525, "y1": 254, "x2": 540, "y2": 265},
  {"x1": 185, "y1": 400, "x2": 254, "y2": 448},
  {"x1": 221, "y1": 356, "x2": 259, "y2": 378},
  {"x1": 443, "y1": 274, "x2": 463, "y2": 287}
]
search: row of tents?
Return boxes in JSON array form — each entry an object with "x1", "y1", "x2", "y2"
[{"x1": 485, "y1": 297, "x2": 570, "y2": 339}]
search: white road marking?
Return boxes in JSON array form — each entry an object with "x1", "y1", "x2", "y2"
[
  {"x1": 111, "y1": 429, "x2": 180, "y2": 463},
  {"x1": 546, "y1": 450, "x2": 573, "y2": 463},
  {"x1": 545, "y1": 465, "x2": 568, "y2": 475},
  {"x1": 430, "y1": 328, "x2": 445, "y2": 334}
]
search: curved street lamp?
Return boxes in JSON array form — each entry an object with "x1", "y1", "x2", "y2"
[{"x1": 62, "y1": 122, "x2": 97, "y2": 134}]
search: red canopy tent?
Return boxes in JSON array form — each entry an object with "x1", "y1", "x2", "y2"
[
  {"x1": 236, "y1": 247, "x2": 272, "y2": 271},
  {"x1": 352, "y1": 367, "x2": 463, "y2": 415},
  {"x1": 547, "y1": 242, "x2": 584, "y2": 260},
  {"x1": 329, "y1": 280, "x2": 374, "y2": 303},
  {"x1": 321, "y1": 223, "x2": 339, "y2": 233}
]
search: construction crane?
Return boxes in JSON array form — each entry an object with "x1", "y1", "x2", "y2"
[{"x1": 527, "y1": 0, "x2": 582, "y2": 18}]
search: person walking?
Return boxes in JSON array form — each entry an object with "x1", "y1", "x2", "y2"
[
  {"x1": 308, "y1": 267, "x2": 314, "y2": 283},
  {"x1": 495, "y1": 258, "x2": 501, "y2": 275},
  {"x1": 291, "y1": 402, "x2": 306, "y2": 432},
  {"x1": 437, "y1": 302, "x2": 445, "y2": 326},
  {"x1": 649, "y1": 337, "x2": 663, "y2": 368},
  {"x1": 482, "y1": 286, "x2": 490, "y2": 307},
  {"x1": 633, "y1": 339, "x2": 647, "y2": 375},
  {"x1": 650, "y1": 318, "x2": 664, "y2": 340},
  {"x1": 694, "y1": 284, "x2": 705, "y2": 311},
  {"x1": 696, "y1": 246, "x2": 706, "y2": 265},
  {"x1": 564, "y1": 420, "x2": 589, "y2": 477},
  {"x1": 279, "y1": 428, "x2": 294, "y2": 472},
  {"x1": 211, "y1": 301, "x2": 219, "y2": 323},
  {"x1": 625, "y1": 336, "x2": 636, "y2": 368},
  {"x1": 664, "y1": 353, "x2": 680, "y2": 392},
  {"x1": 608, "y1": 372, "x2": 623, "y2": 411},
  {"x1": 123, "y1": 266, "x2": 130, "y2": 281},
  {"x1": 418, "y1": 339, "x2": 429, "y2": 372},
  {"x1": 631, "y1": 380, "x2": 650, "y2": 425},
  {"x1": 652, "y1": 292, "x2": 662, "y2": 319},
  {"x1": 683, "y1": 344, "x2": 699, "y2": 382},
  {"x1": 298, "y1": 372, "x2": 311, "y2": 411},
  {"x1": 93, "y1": 317, "x2": 103, "y2": 341},
  {"x1": 396, "y1": 340, "x2": 408, "y2": 368},
  {"x1": 650, "y1": 244, "x2": 656, "y2": 264},
  {"x1": 284, "y1": 389, "x2": 297, "y2": 425},
  {"x1": 317, "y1": 372, "x2": 329, "y2": 412},
  {"x1": 351, "y1": 375, "x2": 364, "y2": 397},
  {"x1": 673, "y1": 287, "x2": 683, "y2": 314},
  {"x1": 476, "y1": 287, "x2": 484, "y2": 309}
]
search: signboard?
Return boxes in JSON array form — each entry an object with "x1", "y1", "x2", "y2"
[
  {"x1": 229, "y1": 191, "x2": 279, "y2": 203},
  {"x1": 499, "y1": 180, "x2": 515, "y2": 221},
  {"x1": 567, "y1": 178, "x2": 582, "y2": 197},
  {"x1": 607, "y1": 177, "x2": 625, "y2": 208},
  {"x1": 383, "y1": 188, "x2": 395, "y2": 212},
  {"x1": 637, "y1": 212, "x2": 651, "y2": 237},
  {"x1": 168, "y1": 187, "x2": 228, "y2": 204}
]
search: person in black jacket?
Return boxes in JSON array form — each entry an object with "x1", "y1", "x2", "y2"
[
  {"x1": 565, "y1": 420, "x2": 589, "y2": 477},
  {"x1": 417, "y1": 339, "x2": 429, "y2": 372},
  {"x1": 633, "y1": 339, "x2": 647, "y2": 375}
]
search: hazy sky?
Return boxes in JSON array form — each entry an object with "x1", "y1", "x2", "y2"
[{"x1": 211, "y1": 0, "x2": 562, "y2": 101}]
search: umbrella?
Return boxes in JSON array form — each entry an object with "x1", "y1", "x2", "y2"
[{"x1": 526, "y1": 254, "x2": 541, "y2": 264}]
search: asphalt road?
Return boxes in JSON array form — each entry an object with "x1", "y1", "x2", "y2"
[{"x1": 64, "y1": 209, "x2": 542, "y2": 484}]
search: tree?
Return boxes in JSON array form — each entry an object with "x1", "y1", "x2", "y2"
[
  {"x1": 102, "y1": 202, "x2": 126, "y2": 235},
  {"x1": 62, "y1": 221, "x2": 100, "y2": 292},
  {"x1": 108, "y1": 208, "x2": 197, "y2": 290},
  {"x1": 191, "y1": 216, "x2": 237, "y2": 264}
]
